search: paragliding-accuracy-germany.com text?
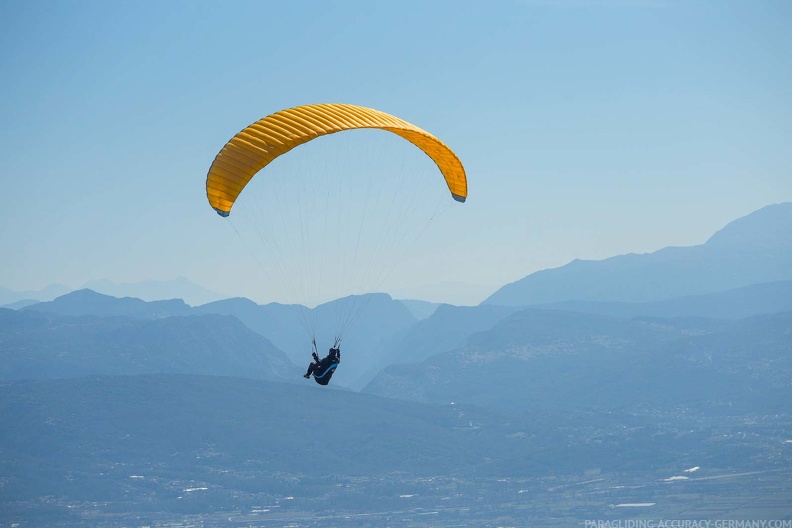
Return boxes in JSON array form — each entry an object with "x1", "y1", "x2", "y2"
[{"x1": 584, "y1": 521, "x2": 792, "y2": 528}]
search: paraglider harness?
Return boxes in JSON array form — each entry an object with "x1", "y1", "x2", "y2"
[{"x1": 310, "y1": 338, "x2": 340, "y2": 386}]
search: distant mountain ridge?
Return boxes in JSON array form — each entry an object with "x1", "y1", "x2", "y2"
[
  {"x1": 484, "y1": 203, "x2": 792, "y2": 306},
  {"x1": 364, "y1": 308, "x2": 792, "y2": 415},
  {"x1": 377, "y1": 304, "x2": 522, "y2": 366},
  {"x1": 0, "y1": 308, "x2": 298, "y2": 382},
  {"x1": 18, "y1": 269, "x2": 791, "y2": 389},
  {"x1": 82, "y1": 277, "x2": 226, "y2": 306},
  {"x1": 22, "y1": 289, "x2": 416, "y2": 387},
  {"x1": 1, "y1": 278, "x2": 229, "y2": 309},
  {"x1": 24, "y1": 288, "x2": 192, "y2": 319},
  {"x1": 196, "y1": 292, "x2": 417, "y2": 386},
  {"x1": 1, "y1": 299, "x2": 40, "y2": 310},
  {"x1": 0, "y1": 284, "x2": 71, "y2": 306},
  {"x1": 706, "y1": 202, "x2": 792, "y2": 249},
  {"x1": 9, "y1": 203, "x2": 792, "y2": 393},
  {"x1": 537, "y1": 280, "x2": 792, "y2": 320},
  {"x1": 397, "y1": 299, "x2": 442, "y2": 320},
  {"x1": 3, "y1": 205, "x2": 791, "y2": 526}
]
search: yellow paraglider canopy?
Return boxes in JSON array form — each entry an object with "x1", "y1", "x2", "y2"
[{"x1": 206, "y1": 103, "x2": 467, "y2": 216}]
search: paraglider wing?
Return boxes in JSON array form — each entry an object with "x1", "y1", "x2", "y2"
[{"x1": 206, "y1": 103, "x2": 467, "y2": 217}]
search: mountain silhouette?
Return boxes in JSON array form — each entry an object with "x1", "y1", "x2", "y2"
[
  {"x1": 0, "y1": 308, "x2": 298, "y2": 382},
  {"x1": 24, "y1": 288, "x2": 192, "y2": 319},
  {"x1": 536, "y1": 280, "x2": 792, "y2": 320},
  {"x1": 364, "y1": 308, "x2": 792, "y2": 416},
  {"x1": 82, "y1": 277, "x2": 226, "y2": 306},
  {"x1": 483, "y1": 203, "x2": 792, "y2": 305}
]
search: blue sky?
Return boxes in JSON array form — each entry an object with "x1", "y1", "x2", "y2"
[{"x1": 1, "y1": 0, "x2": 790, "y2": 304}]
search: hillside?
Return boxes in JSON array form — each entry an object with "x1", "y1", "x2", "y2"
[
  {"x1": 21, "y1": 290, "x2": 417, "y2": 387},
  {"x1": 2, "y1": 373, "x2": 786, "y2": 506},
  {"x1": 182, "y1": 293, "x2": 417, "y2": 386},
  {"x1": 484, "y1": 203, "x2": 792, "y2": 305},
  {"x1": 0, "y1": 284, "x2": 71, "y2": 305},
  {"x1": 538, "y1": 280, "x2": 792, "y2": 320},
  {"x1": 364, "y1": 309, "x2": 792, "y2": 415},
  {"x1": 0, "y1": 309, "x2": 298, "y2": 382},
  {"x1": 24, "y1": 288, "x2": 192, "y2": 319},
  {"x1": 376, "y1": 304, "x2": 521, "y2": 366},
  {"x1": 83, "y1": 277, "x2": 225, "y2": 306}
]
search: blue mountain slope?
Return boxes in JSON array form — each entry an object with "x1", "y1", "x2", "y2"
[
  {"x1": 364, "y1": 308, "x2": 792, "y2": 415},
  {"x1": 17, "y1": 289, "x2": 417, "y2": 387},
  {"x1": 0, "y1": 284, "x2": 71, "y2": 305},
  {"x1": 537, "y1": 280, "x2": 792, "y2": 319},
  {"x1": 0, "y1": 308, "x2": 298, "y2": 382},
  {"x1": 83, "y1": 277, "x2": 226, "y2": 306},
  {"x1": 24, "y1": 288, "x2": 191, "y2": 319},
  {"x1": 484, "y1": 203, "x2": 792, "y2": 305},
  {"x1": 381, "y1": 304, "x2": 521, "y2": 365},
  {"x1": 196, "y1": 293, "x2": 416, "y2": 386}
]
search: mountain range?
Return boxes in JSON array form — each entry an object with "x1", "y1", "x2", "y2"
[
  {"x1": 0, "y1": 278, "x2": 224, "y2": 309},
  {"x1": 364, "y1": 308, "x2": 792, "y2": 415},
  {"x1": 0, "y1": 307, "x2": 297, "y2": 382},
  {"x1": 82, "y1": 277, "x2": 227, "y2": 306},
  {"x1": 2, "y1": 202, "x2": 791, "y2": 525},
  {"x1": 15, "y1": 277, "x2": 790, "y2": 389},
  {"x1": 484, "y1": 202, "x2": 792, "y2": 305},
  {"x1": 535, "y1": 280, "x2": 792, "y2": 320},
  {"x1": 5, "y1": 203, "x2": 791, "y2": 314},
  {"x1": 0, "y1": 283, "x2": 71, "y2": 306}
]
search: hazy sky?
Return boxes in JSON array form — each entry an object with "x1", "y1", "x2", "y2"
[{"x1": 2, "y1": 0, "x2": 790, "y2": 304}]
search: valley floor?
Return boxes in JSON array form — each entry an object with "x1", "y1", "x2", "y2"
[{"x1": 4, "y1": 466, "x2": 791, "y2": 527}]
